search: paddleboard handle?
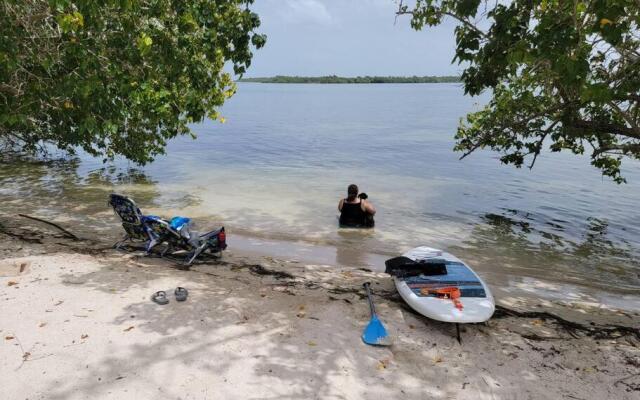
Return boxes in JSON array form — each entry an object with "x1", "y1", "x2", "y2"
[{"x1": 363, "y1": 282, "x2": 376, "y2": 317}]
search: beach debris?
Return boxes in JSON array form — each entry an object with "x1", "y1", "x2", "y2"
[
  {"x1": 5, "y1": 335, "x2": 14, "y2": 340},
  {"x1": 22, "y1": 351, "x2": 31, "y2": 361},
  {"x1": 433, "y1": 355, "x2": 444, "y2": 364},
  {"x1": 377, "y1": 359, "x2": 390, "y2": 370},
  {"x1": 7, "y1": 281, "x2": 18, "y2": 286},
  {"x1": 19, "y1": 263, "x2": 27, "y2": 273},
  {"x1": 307, "y1": 340, "x2": 317, "y2": 346},
  {"x1": 54, "y1": 300, "x2": 63, "y2": 306},
  {"x1": 248, "y1": 264, "x2": 294, "y2": 280},
  {"x1": 494, "y1": 305, "x2": 640, "y2": 341},
  {"x1": 296, "y1": 305, "x2": 306, "y2": 318},
  {"x1": 81, "y1": 334, "x2": 89, "y2": 339},
  {"x1": 123, "y1": 326, "x2": 134, "y2": 332},
  {"x1": 39, "y1": 322, "x2": 47, "y2": 328}
]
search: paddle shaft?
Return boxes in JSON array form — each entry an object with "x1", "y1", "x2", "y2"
[{"x1": 363, "y1": 282, "x2": 376, "y2": 317}]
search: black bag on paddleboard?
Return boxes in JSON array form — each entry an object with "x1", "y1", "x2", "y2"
[{"x1": 384, "y1": 256, "x2": 447, "y2": 278}]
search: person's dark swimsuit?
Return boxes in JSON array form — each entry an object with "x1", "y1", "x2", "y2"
[{"x1": 339, "y1": 199, "x2": 374, "y2": 228}]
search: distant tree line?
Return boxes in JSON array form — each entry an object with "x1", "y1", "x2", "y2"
[{"x1": 238, "y1": 75, "x2": 461, "y2": 84}]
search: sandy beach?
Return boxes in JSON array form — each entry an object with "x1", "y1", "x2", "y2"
[{"x1": 0, "y1": 214, "x2": 639, "y2": 400}]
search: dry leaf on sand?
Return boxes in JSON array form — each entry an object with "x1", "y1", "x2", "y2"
[{"x1": 377, "y1": 359, "x2": 390, "y2": 370}]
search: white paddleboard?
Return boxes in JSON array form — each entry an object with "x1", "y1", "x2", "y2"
[{"x1": 394, "y1": 246, "x2": 495, "y2": 323}]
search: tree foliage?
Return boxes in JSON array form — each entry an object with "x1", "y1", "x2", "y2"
[
  {"x1": 0, "y1": 0, "x2": 265, "y2": 164},
  {"x1": 398, "y1": 0, "x2": 640, "y2": 182}
]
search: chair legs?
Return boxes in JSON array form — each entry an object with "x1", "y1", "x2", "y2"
[
  {"x1": 186, "y1": 243, "x2": 207, "y2": 265},
  {"x1": 161, "y1": 243, "x2": 174, "y2": 257},
  {"x1": 114, "y1": 234, "x2": 130, "y2": 249},
  {"x1": 116, "y1": 233, "x2": 221, "y2": 265},
  {"x1": 145, "y1": 237, "x2": 160, "y2": 254}
]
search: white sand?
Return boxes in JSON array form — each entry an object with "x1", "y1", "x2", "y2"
[{"x1": 1, "y1": 250, "x2": 638, "y2": 400}]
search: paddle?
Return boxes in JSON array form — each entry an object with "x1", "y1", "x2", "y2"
[{"x1": 361, "y1": 282, "x2": 391, "y2": 346}]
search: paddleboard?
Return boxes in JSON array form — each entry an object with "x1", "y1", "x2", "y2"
[{"x1": 393, "y1": 246, "x2": 495, "y2": 323}]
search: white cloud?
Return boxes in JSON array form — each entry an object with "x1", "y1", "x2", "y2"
[{"x1": 277, "y1": 0, "x2": 334, "y2": 25}]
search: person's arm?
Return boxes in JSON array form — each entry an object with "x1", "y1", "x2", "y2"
[
  {"x1": 338, "y1": 199, "x2": 344, "y2": 212},
  {"x1": 361, "y1": 200, "x2": 376, "y2": 215}
]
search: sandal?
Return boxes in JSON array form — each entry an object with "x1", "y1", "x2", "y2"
[
  {"x1": 152, "y1": 290, "x2": 169, "y2": 305},
  {"x1": 175, "y1": 287, "x2": 188, "y2": 302}
]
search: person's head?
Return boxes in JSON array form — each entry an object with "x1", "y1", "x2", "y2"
[{"x1": 347, "y1": 184, "x2": 358, "y2": 201}]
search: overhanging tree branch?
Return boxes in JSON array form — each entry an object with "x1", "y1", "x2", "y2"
[{"x1": 399, "y1": 0, "x2": 640, "y2": 182}]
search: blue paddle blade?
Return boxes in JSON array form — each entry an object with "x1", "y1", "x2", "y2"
[{"x1": 362, "y1": 315, "x2": 391, "y2": 346}]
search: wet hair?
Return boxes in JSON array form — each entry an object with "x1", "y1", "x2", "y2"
[{"x1": 347, "y1": 184, "x2": 358, "y2": 201}]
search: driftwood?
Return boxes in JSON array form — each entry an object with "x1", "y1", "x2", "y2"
[{"x1": 18, "y1": 214, "x2": 80, "y2": 241}]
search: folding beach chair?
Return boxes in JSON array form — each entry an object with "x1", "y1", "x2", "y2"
[
  {"x1": 108, "y1": 194, "x2": 226, "y2": 264},
  {"x1": 108, "y1": 193, "x2": 154, "y2": 251}
]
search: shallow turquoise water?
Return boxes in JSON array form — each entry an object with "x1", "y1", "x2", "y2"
[{"x1": 2, "y1": 83, "x2": 639, "y2": 297}]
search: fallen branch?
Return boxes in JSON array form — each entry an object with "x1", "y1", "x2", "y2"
[
  {"x1": 9, "y1": 333, "x2": 27, "y2": 371},
  {"x1": 18, "y1": 214, "x2": 80, "y2": 241}
]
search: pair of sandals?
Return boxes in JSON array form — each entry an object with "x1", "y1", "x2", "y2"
[{"x1": 152, "y1": 287, "x2": 188, "y2": 305}]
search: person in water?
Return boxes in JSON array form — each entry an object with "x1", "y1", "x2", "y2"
[{"x1": 338, "y1": 184, "x2": 376, "y2": 227}]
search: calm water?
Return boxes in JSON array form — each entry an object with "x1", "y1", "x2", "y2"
[{"x1": 1, "y1": 83, "x2": 639, "y2": 304}]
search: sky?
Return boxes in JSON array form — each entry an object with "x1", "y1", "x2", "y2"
[{"x1": 245, "y1": 0, "x2": 460, "y2": 77}]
